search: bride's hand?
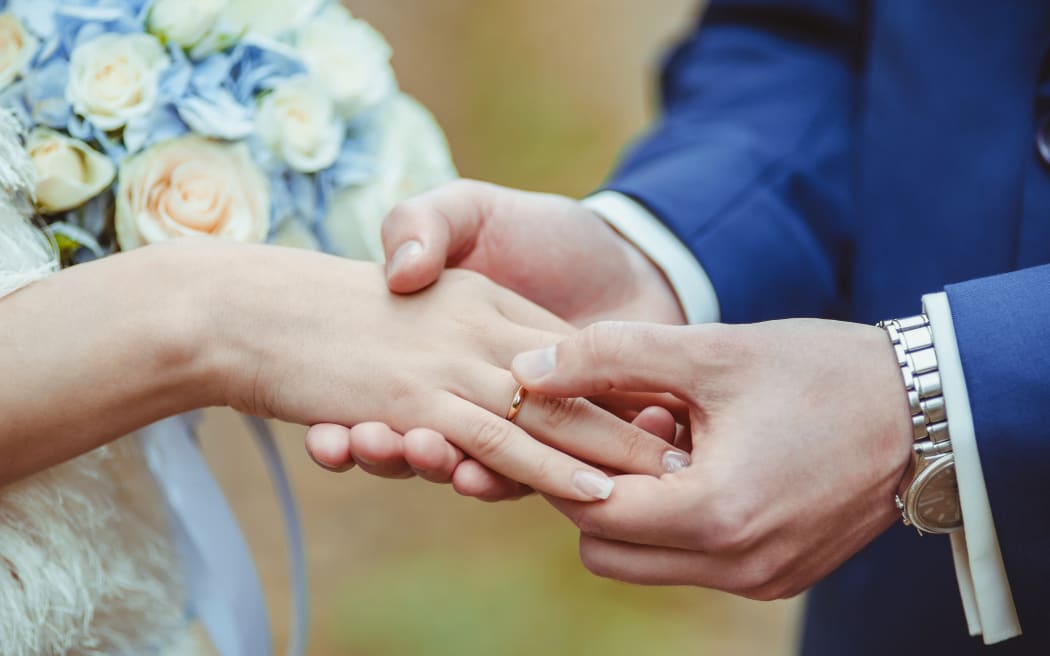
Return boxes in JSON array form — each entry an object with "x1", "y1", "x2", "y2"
[{"x1": 197, "y1": 241, "x2": 688, "y2": 502}]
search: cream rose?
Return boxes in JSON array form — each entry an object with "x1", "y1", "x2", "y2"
[
  {"x1": 326, "y1": 93, "x2": 456, "y2": 261},
  {"x1": 0, "y1": 11, "x2": 37, "y2": 91},
  {"x1": 222, "y1": 0, "x2": 325, "y2": 38},
  {"x1": 297, "y1": 6, "x2": 395, "y2": 118},
  {"x1": 27, "y1": 128, "x2": 116, "y2": 213},
  {"x1": 256, "y1": 75, "x2": 343, "y2": 173},
  {"x1": 66, "y1": 34, "x2": 169, "y2": 132},
  {"x1": 115, "y1": 136, "x2": 270, "y2": 250},
  {"x1": 148, "y1": 0, "x2": 228, "y2": 49}
]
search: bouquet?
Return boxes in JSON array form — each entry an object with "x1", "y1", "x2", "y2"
[{"x1": 0, "y1": 0, "x2": 456, "y2": 265}]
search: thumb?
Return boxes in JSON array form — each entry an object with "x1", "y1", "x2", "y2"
[
  {"x1": 383, "y1": 179, "x2": 490, "y2": 293},
  {"x1": 511, "y1": 321, "x2": 700, "y2": 398}
]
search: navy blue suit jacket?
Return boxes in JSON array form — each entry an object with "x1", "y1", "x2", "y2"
[{"x1": 604, "y1": 1, "x2": 1050, "y2": 653}]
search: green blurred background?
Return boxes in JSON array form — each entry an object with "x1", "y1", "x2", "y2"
[{"x1": 202, "y1": 1, "x2": 802, "y2": 654}]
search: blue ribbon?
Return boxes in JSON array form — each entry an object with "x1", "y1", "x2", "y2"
[{"x1": 141, "y1": 414, "x2": 309, "y2": 656}]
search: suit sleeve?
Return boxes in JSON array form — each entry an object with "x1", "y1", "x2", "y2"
[
  {"x1": 604, "y1": 0, "x2": 863, "y2": 322},
  {"x1": 943, "y1": 264, "x2": 1050, "y2": 634}
]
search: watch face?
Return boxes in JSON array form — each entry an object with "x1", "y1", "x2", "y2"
[{"x1": 907, "y1": 457, "x2": 962, "y2": 534}]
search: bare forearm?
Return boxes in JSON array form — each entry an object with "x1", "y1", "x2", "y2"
[{"x1": 0, "y1": 243, "x2": 215, "y2": 484}]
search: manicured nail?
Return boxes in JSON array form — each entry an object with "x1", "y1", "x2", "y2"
[
  {"x1": 388, "y1": 240, "x2": 422, "y2": 275},
  {"x1": 513, "y1": 346, "x2": 556, "y2": 382},
  {"x1": 662, "y1": 450, "x2": 691, "y2": 473},
  {"x1": 573, "y1": 470, "x2": 615, "y2": 500}
]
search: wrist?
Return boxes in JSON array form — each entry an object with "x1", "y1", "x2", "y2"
[
  {"x1": 867, "y1": 324, "x2": 918, "y2": 499},
  {"x1": 190, "y1": 241, "x2": 381, "y2": 418},
  {"x1": 581, "y1": 193, "x2": 699, "y2": 324},
  {"x1": 128, "y1": 239, "x2": 239, "y2": 411},
  {"x1": 623, "y1": 236, "x2": 687, "y2": 324}
]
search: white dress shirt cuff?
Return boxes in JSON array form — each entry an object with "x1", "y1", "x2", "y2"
[
  {"x1": 583, "y1": 191, "x2": 720, "y2": 324},
  {"x1": 923, "y1": 292, "x2": 1021, "y2": 644}
]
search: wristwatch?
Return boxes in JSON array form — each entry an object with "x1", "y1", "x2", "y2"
[{"x1": 878, "y1": 314, "x2": 962, "y2": 535}]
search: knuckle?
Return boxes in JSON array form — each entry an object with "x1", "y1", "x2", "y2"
[
  {"x1": 581, "y1": 321, "x2": 628, "y2": 361},
  {"x1": 526, "y1": 453, "x2": 556, "y2": 490},
  {"x1": 696, "y1": 323, "x2": 757, "y2": 371},
  {"x1": 381, "y1": 201, "x2": 417, "y2": 237},
  {"x1": 537, "y1": 394, "x2": 585, "y2": 431},
  {"x1": 570, "y1": 322, "x2": 631, "y2": 391},
  {"x1": 616, "y1": 423, "x2": 654, "y2": 466},
  {"x1": 735, "y1": 557, "x2": 781, "y2": 598},
  {"x1": 467, "y1": 417, "x2": 511, "y2": 461},
  {"x1": 698, "y1": 495, "x2": 758, "y2": 553},
  {"x1": 572, "y1": 512, "x2": 609, "y2": 540}
]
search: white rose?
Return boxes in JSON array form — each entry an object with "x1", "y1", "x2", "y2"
[
  {"x1": 27, "y1": 128, "x2": 116, "y2": 213},
  {"x1": 297, "y1": 6, "x2": 395, "y2": 118},
  {"x1": 148, "y1": 0, "x2": 228, "y2": 49},
  {"x1": 66, "y1": 34, "x2": 170, "y2": 132},
  {"x1": 222, "y1": 0, "x2": 325, "y2": 38},
  {"x1": 326, "y1": 93, "x2": 457, "y2": 261},
  {"x1": 256, "y1": 75, "x2": 343, "y2": 173},
  {"x1": 0, "y1": 12, "x2": 37, "y2": 91},
  {"x1": 115, "y1": 136, "x2": 270, "y2": 250}
]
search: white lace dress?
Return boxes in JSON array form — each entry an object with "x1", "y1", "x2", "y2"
[{"x1": 0, "y1": 115, "x2": 205, "y2": 655}]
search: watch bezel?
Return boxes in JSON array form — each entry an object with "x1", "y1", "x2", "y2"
[{"x1": 904, "y1": 454, "x2": 962, "y2": 534}]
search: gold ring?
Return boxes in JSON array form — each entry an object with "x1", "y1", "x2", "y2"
[{"x1": 506, "y1": 385, "x2": 528, "y2": 422}]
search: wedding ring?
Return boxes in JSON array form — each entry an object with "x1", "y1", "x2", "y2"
[{"x1": 506, "y1": 385, "x2": 528, "y2": 423}]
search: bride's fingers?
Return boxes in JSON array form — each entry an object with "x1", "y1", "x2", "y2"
[
  {"x1": 345, "y1": 422, "x2": 415, "y2": 479},
  {"x1": 500, "y1": 375, "x2": 690, "y2": 477},
  {"x1": 434, "y1": 368, "x2": 689, "y2": 496},
  {"x1": 403, "y1": 427, "x2": 464, "y2": 483},
  {"x1": 305, "y1": 423, "x2": 356, "y2": 472},
  {"x1": 631, "y1": 406, "x2": 678, "y2": 443},
  {"x1": 432, "y1": 394, "x2": 618, "y2": 501},
  {"x1": 451, "y1": 459, "x2": 532, "y2": 502}
]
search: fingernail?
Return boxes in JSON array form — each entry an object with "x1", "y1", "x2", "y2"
[
  {"x1": 573, "y1": 470, "x2": 615, "y2": 500},
  {"x1": 662, "y1": 450, "x2": 691, "y2": 473},
  {"x1": 513, "y1": 346, "x2": 556, "y2": 382},
  {"x1": 388, "y1": 240, "x2": 422, "y2": 275}
]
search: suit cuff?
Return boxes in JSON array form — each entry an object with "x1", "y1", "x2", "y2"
[
  {"x1": 922, "y1": 292, "x2": 1021, "y2": 644},
  {"x1": 583, "y1": 192, "x2": 720, "y2": 324}
]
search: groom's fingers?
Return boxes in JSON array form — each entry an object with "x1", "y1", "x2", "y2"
[
  {"x1": 346, "y1": 422, "x2": 415, "y2": 479},
  {"x1": 512, "y1": 322, "x2": 713, "y2": 398},
  {"x1": 306, "y1": 422, "x2": 415, "y2": 478},
  {"x1": 630, "y1": 406, "x2": 678, "y2": 444},
  {"x1": 451, "y1": 459, "x2": 533, "y2": 501},
  {"x1": 304, "y1": 423, "x2": 356, "y2": 472},
  {"x1": 403, "y1": 427, "x2": 464, "y2": 483},
  {"x1": 382, "y1": 180, "x2": 489, "y2": 294}
]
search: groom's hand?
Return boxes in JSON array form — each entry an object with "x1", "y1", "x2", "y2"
[
  {"x1": 514, "y1": 319, "x2": 915, "y2": 598},
  {"x1": 305, "y1": 405, "x2": 681, "y2": 501},
  {"x1": 380, "y1": 180, "x2": 685, "y2": 326}
]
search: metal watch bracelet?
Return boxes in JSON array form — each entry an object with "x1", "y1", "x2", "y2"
[{"x1": 877, "y1": 314, "x2": 960, "y2": 533}]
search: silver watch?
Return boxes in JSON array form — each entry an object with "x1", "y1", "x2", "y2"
[{"x1": 878, "y1": 314, "x2": 962, "y2": 535}]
